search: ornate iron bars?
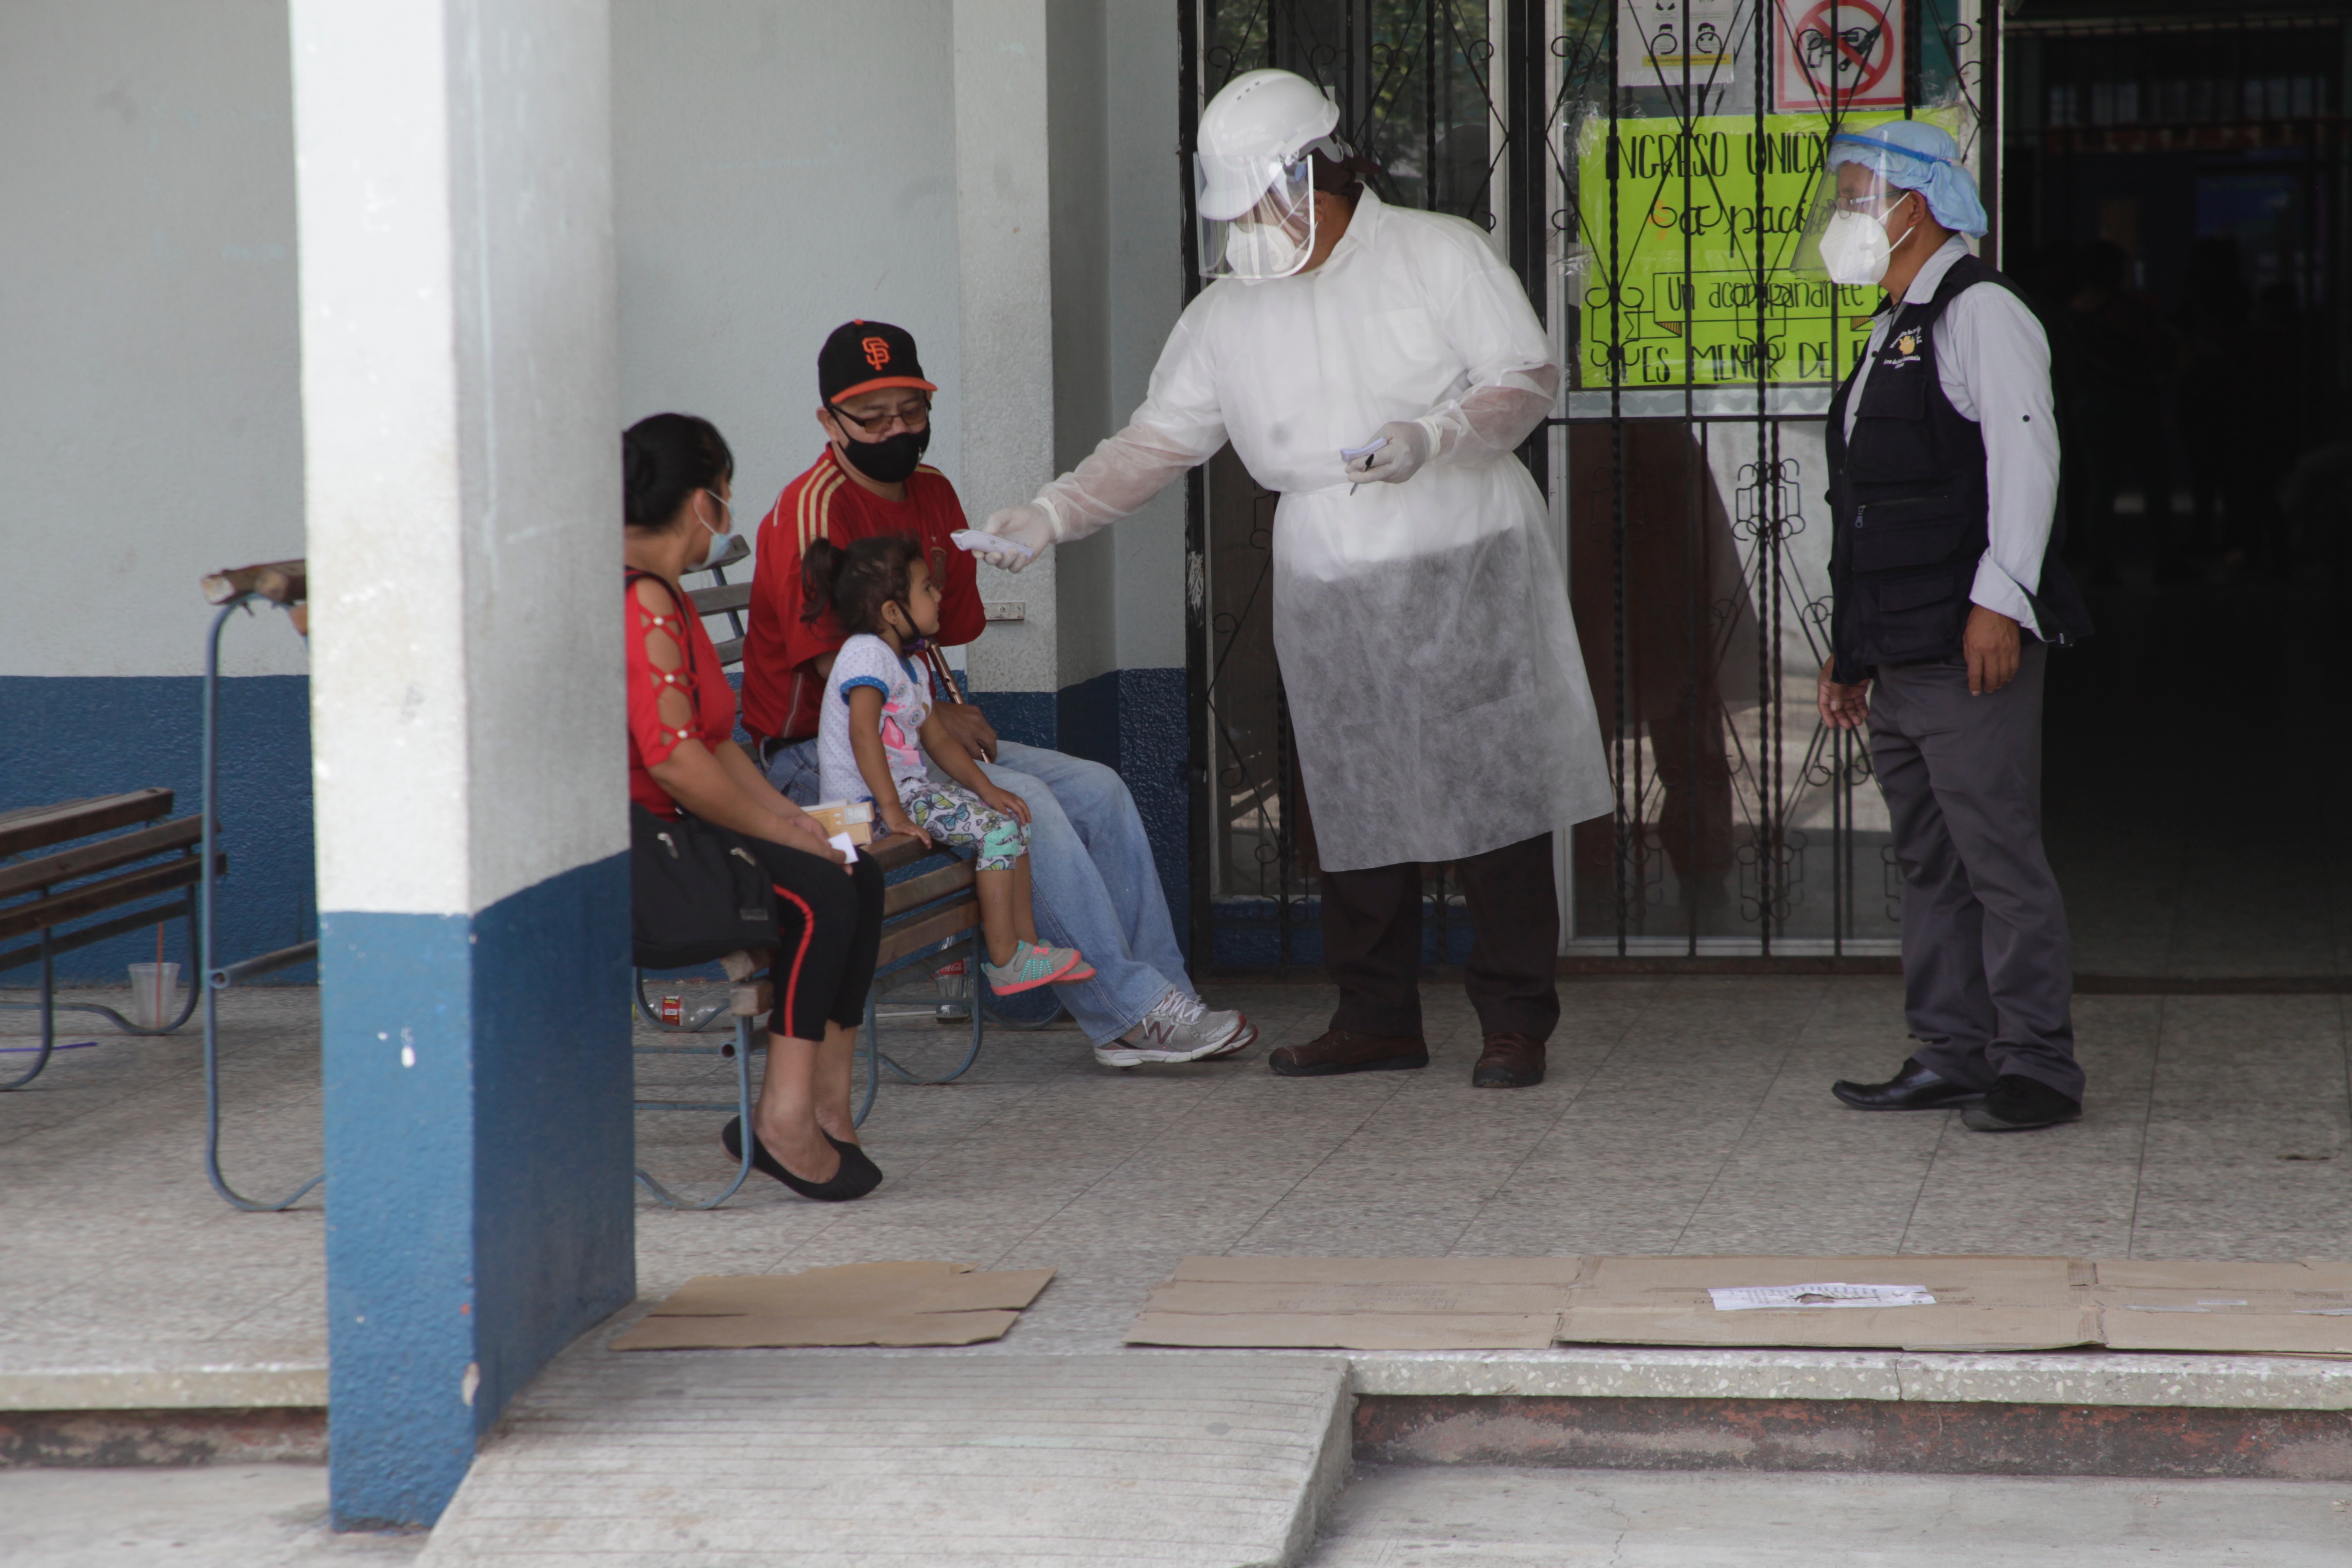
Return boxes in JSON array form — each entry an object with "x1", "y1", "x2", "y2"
[
  {"x1": 1181, "y1": 0, "x2": 1988, "y2": 966},
  {"x1": 1547, "y1": 0, "x2": 1983, "y2": 956}
]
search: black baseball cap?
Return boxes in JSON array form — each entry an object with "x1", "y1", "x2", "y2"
[{"x1": 818, "y1": 320, "x2": 937, "y2": 405}]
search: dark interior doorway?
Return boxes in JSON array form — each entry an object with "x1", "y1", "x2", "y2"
[{"x1": 2007, "y1": 5, "x2": 2352, "y2": 979}]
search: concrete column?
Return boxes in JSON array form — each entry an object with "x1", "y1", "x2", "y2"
[
  {"x1": 290, "y1": 0, "x2": 631, "y2": 1530},
  {"x1": 954, "y1": 0, "x2": 1058, "y2": 733}
]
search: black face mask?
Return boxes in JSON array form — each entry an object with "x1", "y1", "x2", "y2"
[{"x1": 837, "y1": 425, "x2": 930, "y2": 485}]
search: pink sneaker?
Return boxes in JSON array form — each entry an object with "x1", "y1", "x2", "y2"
[{"x1": 982, "y1": 941, "x2": 1083, "y2": 995}]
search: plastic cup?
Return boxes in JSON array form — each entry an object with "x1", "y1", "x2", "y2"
[
  {"x1": 126, "y1": 962, "x2": 182, "y2": 1029},
  {"x1": 933, "y1": 957, "x2": 972, "y2": 1023}
]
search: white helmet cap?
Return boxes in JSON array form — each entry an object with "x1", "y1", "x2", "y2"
[{"x1": 1197, "y1": 68, "x2": 1341, "y2": 221}]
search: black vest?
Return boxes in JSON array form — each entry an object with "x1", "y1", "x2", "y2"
[{"x1": 1825, "y1": 252, "x2": 2091, "y2": 681}]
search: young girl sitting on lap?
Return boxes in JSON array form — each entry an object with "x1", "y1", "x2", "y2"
[{"x1": 806, "y1": 535, "x2": 1091, "y2": 995}]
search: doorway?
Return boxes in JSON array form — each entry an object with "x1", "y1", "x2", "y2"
[{"x1": 2007, "y1": 8, "x2": 2352, "y2": 980}]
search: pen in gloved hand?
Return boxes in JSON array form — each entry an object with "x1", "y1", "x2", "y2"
[{"x1": 1340, "y1": 436, "x2": 1388, "y2": 497}]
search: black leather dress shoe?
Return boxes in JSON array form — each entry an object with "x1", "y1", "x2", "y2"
[
  {"x1": 1961, "y1": 1075, "x2": 2082, "y2": 1132},
  {"x1": 1831, "y1": 1057, "x2": 1986, "y2": 1111}
]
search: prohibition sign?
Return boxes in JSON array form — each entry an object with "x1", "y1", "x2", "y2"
[{"x1": 1779, "y1": 0, "x2": 1900, "y2": 111}]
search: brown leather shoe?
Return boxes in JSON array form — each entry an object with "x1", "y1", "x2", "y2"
[
  {"x1": 1267, "y1": 1028, "x2": 1429, "y2": 1078},
  {"x1": 1471, "y1": 1032, "x2": 1545, "y2": 1088}
]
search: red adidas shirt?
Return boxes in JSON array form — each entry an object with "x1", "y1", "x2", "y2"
[{"x1": 741, "y1": 446, "x2": 985, "y2": 744}]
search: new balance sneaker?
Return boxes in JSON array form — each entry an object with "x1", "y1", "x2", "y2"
[
  {"x1": 982, "y1": 941, "x2": 1083, "y2": 996},
  {"x1": 1093, "y1": 989, "x2": 1256, "y2": 1067}
]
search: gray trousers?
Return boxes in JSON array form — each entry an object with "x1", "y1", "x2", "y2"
[{"x1": 1870, "y1": 640, "x2": 2083, "y2": 1101}]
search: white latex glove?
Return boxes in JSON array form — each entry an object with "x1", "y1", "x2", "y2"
[
  {"x1": 1351, "y1": 420, "x2": 1434, "y2": 485},
  {"x1": 977, "y1": 503, "x2": 1058, "y2": 573}
]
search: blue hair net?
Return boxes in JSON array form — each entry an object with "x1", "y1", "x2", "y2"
[{"x1": 1825, "y1": 119, "x2": 1987, "y2": 237}]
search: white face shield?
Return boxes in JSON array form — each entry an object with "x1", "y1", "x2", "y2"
[
  {"x1": 1794, "y1": 139, "x2": 1923, "y2": 288},
  {"x1": 1198, "y1": 149, "x2": 1318, "y2": 282}
]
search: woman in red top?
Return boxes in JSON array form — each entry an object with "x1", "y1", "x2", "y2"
[{"x1": 625, "y1": 413, "x2": 885, "y2": 1202}]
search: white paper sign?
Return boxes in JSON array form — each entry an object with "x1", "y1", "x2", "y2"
[
  {"x1": 1709, "y1": 1282, "x2": 1936, "y2": 1311},
  {"x1": 1619, "y1": 0, "x2": 1741, "y2": 87},
  {"x1": 1617, "y1": 0, "x2": 1755, "y2": 111}
]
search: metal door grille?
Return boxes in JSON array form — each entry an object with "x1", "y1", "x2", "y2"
[{"x1": 1182, "y1": 0, "x2": 1992, "y2": 967}]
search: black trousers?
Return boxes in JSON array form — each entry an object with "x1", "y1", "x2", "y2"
[
  {"x1": 738, "y1": 840, "x2": 885, "y2": 1041},
  {"x1": 1320, "y1": 832, "x2": 1560, "y2": 1042}
]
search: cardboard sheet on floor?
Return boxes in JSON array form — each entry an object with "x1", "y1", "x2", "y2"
[
  {"x1": 1126, "y1": 1256, "x2": 1584, "y2": 1350},
  {"x1": 1555, "y1": 1255, "x2": 2098, "y2": 1353},
  {"x1": 2091, "y1": 1259, "x2": 2352, "y2": 1357},
  {"x1": 611, "y1": 1261, "x2": 1056, "y2": 1350}
]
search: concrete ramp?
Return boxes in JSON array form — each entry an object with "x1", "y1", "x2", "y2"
[{"x1": 419, "y1": 1352, "x2": 1352, "y2": 1568}]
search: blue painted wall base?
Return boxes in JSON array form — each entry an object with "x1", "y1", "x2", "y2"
[{"x1": 322, "y1": 854, "x2": 634, "y2": 1530}]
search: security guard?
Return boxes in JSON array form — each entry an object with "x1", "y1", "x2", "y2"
[{"x1": 1808, "y1": 120, "x2": 2094, "y2": 1132}]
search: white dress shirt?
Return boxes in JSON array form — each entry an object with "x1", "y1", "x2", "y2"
[{"x1": 1841, "y1": 235, "x2": 2060, "y2": 634}]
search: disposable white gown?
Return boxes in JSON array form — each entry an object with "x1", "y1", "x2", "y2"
[{"x1": 1029, "y1": 189, "x2": 1611, "y2": 870}]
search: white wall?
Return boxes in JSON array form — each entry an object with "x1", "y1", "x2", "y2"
[
  {"x1": 954, "y1": 0, "x2": 1061, "y2": 698},
  {"x1": 611, "y1": 0, "x2": 962, "y2": 578},
  {"x1": 1044, "y1": 0, "x2": 1187, "y2": 687},
  {"x1": 0, "y1": 0, "x2": 305, "y2": 679},
  {"x1": 1101, "y1": 1, "x2": 1187, "y2": 675},
  {"x1": 0, "y1": 0, "x2": 1184, "y2": 701}
]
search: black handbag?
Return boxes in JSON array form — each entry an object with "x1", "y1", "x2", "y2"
[
  {"x1": 630, "y1": 803, "x2": 776, "y2": 970},
  {"x1": 624, "y1": 566, "x2": 776, "y2": 968}
]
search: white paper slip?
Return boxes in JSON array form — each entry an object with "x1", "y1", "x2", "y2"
[
  {"x1": 1340, "y1": 437, "x2": 1389, "y2": 462},
  {"x1": 949, "y1": 529, "x2": 1036, "y2": 561},
  {"x1": 829, "y1": 832, "x2": 859, "y2": 862},
  {"x1": 1708, "y1": 1283, "x2": 1936, "y2": 1311}
]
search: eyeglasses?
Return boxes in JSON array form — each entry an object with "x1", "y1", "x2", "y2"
[{"x1": 829, "y1": 398, "x2": 931, "y2": 438}]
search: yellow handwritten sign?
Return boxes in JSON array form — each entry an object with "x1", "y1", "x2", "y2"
[{"x1": 1575, "y1": 113, "x2": 1955, "y2": 387}]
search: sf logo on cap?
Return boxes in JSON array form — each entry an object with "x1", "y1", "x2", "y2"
[{"x1": 862, "y1": 336, "x2": 892, "y2": 370}]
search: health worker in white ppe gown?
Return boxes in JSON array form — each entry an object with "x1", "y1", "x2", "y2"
[{"x1": 976, "y1": 68, "x2": 1609, "y2": 1089}]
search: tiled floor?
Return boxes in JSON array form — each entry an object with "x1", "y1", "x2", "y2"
[{"x1": 4, "y1": 976, "x2": 2349, "y2": 1379}]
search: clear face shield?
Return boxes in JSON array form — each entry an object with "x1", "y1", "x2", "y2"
[
  {"x1": 1794, "y1": 141, "x2": 1922, "y2": 288},
  {"x1": 1197, "y1": 150, "x2": 1318, "y2": 282}
]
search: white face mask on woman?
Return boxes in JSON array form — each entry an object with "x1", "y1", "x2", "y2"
[
  {"x1": 1819, "y1": 196, "x2": 1918, "y2": 288},
  {"x1": 690, "y1": 489, "x2": 733, "y2": 570}
]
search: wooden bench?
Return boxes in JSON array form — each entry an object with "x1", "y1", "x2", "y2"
[{"x1": 0, "y1": 789, "x2": 212, "y2": 1090}]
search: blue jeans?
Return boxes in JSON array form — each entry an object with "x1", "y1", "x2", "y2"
[{"x1": 763, "y1": 738, "x2": 1190, "y2": 1044}]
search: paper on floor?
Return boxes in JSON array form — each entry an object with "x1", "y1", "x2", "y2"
[{"x1": 1708, "y1": 1283, "x2": 1937, "y2": 1310}]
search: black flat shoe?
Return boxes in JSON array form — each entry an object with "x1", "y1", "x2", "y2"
[
  {"x1": 824, "y1": 1132, "x2": 883, "y2": 1199},
  {"x1": 1961, "y1": 1075, "x2": 2082, "y2": 1132},
  {"x1": 720, "y1": 1116, "x2": 869, "y2": 1202},
  {"x1": 1832, "y1": 1057, "x2": 1986, "y2": 1111}
]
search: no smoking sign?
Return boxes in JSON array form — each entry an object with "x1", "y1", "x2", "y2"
[{"x1": 1773, "y1": 0, "x2": 1906, "y2": 113}]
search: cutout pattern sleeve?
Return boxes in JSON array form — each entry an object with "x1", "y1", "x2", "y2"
[{"x1": 625, "y1": 572, "x2": 738, "y2": 817}]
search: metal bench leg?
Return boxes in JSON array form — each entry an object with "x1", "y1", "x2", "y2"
[
  {"x1": 199, "y1": 598, "x2": 323, "y2": 1213},
  {"x1": 0, "y1": 932, "x2": 58, "y2": 1092},
  {"x1": 0, "y1": 888, "x2": 203, "y2": 1043},
  {"x1": 853, "y1": 990, "x2": 879, "y2": 1128},
  {"x1": 632, "y1": 1016, "x2": 756, "y2": 1210},
  {"x1": 877, "y1": 931, "x2": 989, "y2": 1086}
]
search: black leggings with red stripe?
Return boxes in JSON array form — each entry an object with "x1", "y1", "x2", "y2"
[{"x1": 737, "y1": 839, "x2": 884, "y2": 1041}]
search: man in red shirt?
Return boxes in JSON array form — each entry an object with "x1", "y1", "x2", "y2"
[{"x1": 743, "y1": 321, "x2": 1251, "y2": 1066}]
